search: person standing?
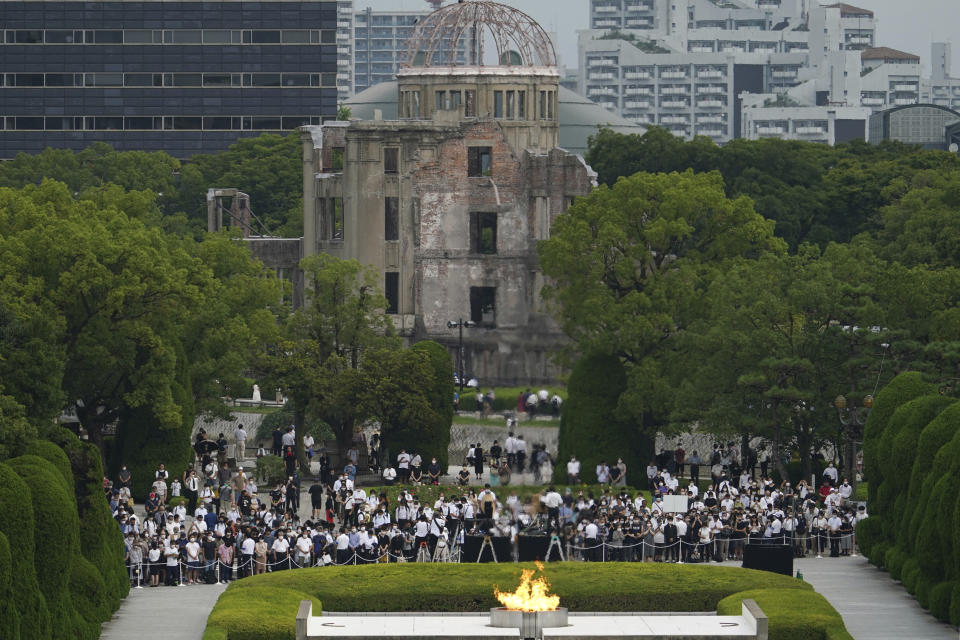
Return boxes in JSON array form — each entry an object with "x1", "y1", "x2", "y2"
[
  {"x1": 473, "y1": 443, "x2": 484, "y2": 480},
  {"x1": 567, "y1": 456, "x2": 581, "y2": 484},
  {"x1": 233, "y1": 422, "x2": 247, "y2": 462}
]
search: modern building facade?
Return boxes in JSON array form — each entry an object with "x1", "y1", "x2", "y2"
[
  {"x1": 577, "y1": 0, "x2": 900, "y2": 145},
  {"x1": 868, "y1": 104, "x2": 960, "y2": 149},
  {"x1": 921, "y1": 43, "x2": 960, "y2": 113},
  {"x1": 0, "y1": 0, "x2": 339, "y2": 158},
  {"x1": 299, "y1": 1, "x2": 596, "y2": 385},
  {"x1": 741, "y1": 93, "x2": 870, "y2": 144}
]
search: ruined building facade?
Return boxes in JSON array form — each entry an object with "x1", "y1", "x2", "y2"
[{"x1": 299, "y1": 3, "x2": 596, "y2": 385}]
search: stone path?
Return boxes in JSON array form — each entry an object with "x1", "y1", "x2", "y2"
[
  {"x1": 98, "y1": 581, "x2": 227, "y2": 640},
  {"x1": 793, "y1": 555, "x2": 958, "y2": 640}
]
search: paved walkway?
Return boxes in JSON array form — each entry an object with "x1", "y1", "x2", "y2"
[
  {"x1": 99, "y1": 581, "x2": 226, "y2": 640},
  {"x1": 793, "y1": 555, "x2": 958, "y2": 640}
]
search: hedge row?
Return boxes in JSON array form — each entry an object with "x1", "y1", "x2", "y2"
[
  {"x1": 0, "y1": 429, "x2": 128, "y2": 640},
  {"x1": 858, "y1": 371, "x2": 960, "y2": 626},
  {"x1": 203, "y1": 563, "x2": 848, "y2": 640}
]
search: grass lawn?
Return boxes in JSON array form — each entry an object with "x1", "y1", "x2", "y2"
[
  {"x1": 203, "y1": 562, "x2": 852, "y2": 640},
  {"x1": 453, "y1": 415, "x2": 561, "y2": 428}
]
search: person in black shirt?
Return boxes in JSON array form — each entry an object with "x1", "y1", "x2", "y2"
[
  {"x1": 489, "y1": 440, "x2": 502, "y2": 467},
  {"x1": 427, "y1": 458, "x2": 442, "y2": 485},
  {"x1": 272, "y1": 426, "x2": 283, "y2": 456},
  {"x1": 308, "y1": 479, "x2": 325, "y2": 519},
  {"x1": 473, "y1": 444, "x2": 484, "y2": 480},
  {"x1": 237, "y1": 490, "x2": 253, "y2": 518}
]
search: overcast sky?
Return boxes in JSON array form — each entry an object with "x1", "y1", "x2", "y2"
[{"x1": 358, "y1": 0, "x2": 958, "y2": 74}]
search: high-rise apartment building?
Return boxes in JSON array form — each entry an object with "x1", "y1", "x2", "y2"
[
  {"x1": 921, "y1": 43, "x2": 960, "y2": 112},
  {"x1": 578, "y1": 0, "x2": 892, "y2": 144},
  {"x1": 0, "y1": 0, "x2": 339, "y2": 159}
]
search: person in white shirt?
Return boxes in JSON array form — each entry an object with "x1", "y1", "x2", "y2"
[
  {"x1": 583, "y1": 519, "x2": 600, "y2": 561},
  {"x1": 281, "y1": 426, "x2": 296, "y2": 448},
  {"x1": 646, "y1": 462, "x2": 658, "y2": 489},
  {"x1": 504, "y1": 433, "x2": 517, "y2": 470},
  {"x1": 272, "y1": 532, "x2": 291, "y2": 569},
  {"x1": 295, "y1": 532, "x2": 313, "y2": 567},
  {"x1": 397, "y1": 450, "x2": 411, "y2": 483},
  {"x1": 827, "y1": 513, "x2": 842, "y2": 557},
  {"x1": 823, "y1": 463, "x2": 839, "y2": 486},
  {"x1": 595, "y1": 461, "x2": 610, "y2": 484},
  {"x1": 838, "y1": 479, "x2": 853, "y2": 503},
  {"x1": 567, "y1": 456, "x2": 581, "y2": 483},
  {"x1": 185, "y1": 535, "x2": 201, "y2": 584},
  {"x1": 233, "y1": 424, "x2": 247, "y2": 461}
]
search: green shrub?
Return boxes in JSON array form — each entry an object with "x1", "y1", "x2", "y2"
[
  {"x1": 206, "y1": 586, "x2": 321, "y2": 640},
  {"x1": 928, "y1": 581, "x2": 954, "y2": 622},
  {"x1": 885, "y1": 547, "x2": 906, "y2": 581},
  {"x1": 950, "y1": 582, "x2": 960, "y2": 626},
  {"x1": 862, "y1": 372, "x2": 934, "y2": 502},
  {"x1": 717, "y1": 588, "x2": 853, "y2": 640},
  {"x1": 0, "y1": 531, "x2": 21, "y2": 640},
  {"x1": 397, "y1": 340, "x2": 455, "y2": 471},
  {"x1": 256, "y1": 455, "x2": 286, "y2": 485},
  {"x1": 855, "y1": 517, "x2": 880, "y2": 560},
  {"x1": 47, "y1": 428, "x2": 129, "y2": 610},
  {"x1": 902, "y1": 558, "x2": 921, "y2": 594},
  {"x1": 205, "y1": 563, "x2": 815, "y2": 639},
  {"x1": 916, "y1": 577, "x2": 933, "y2": 610},
  {"x1": 555, "y1": 354, "x2": 652, "y2": 485},
  {"x1": 7, "y1": 455, "x2": 80, "y2": 640},
  {"x1": 25, "y1": 438, "x2": 75, "y2": 494},
  {"x1": 0, "y1": 462, "x2": 51, "y2": 640}
]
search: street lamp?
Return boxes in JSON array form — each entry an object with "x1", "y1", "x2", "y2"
[
  {"x1": 834, "y1": 393, "x2": 873, "y2": 490},
  {"x1": 447, "y1": 318, "x2": 476, "y2": 393}
]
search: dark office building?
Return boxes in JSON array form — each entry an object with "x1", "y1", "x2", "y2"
[{"x1": 0, "y1": 1, "x2": 339, "y2": 158}]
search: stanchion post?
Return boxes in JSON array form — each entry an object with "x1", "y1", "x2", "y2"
[
  {"x1": 135, "y1": 562, "x2": 143, "y2": 589},
  {"x1": 178, "y1": 561, "x2": 185, "y2": 586}
]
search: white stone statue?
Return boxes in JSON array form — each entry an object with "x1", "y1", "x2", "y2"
[{"x1": 252, "y1": 384, "x2": 261, "y2": 402}]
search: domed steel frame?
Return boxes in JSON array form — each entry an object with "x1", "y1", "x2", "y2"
[{"x1": 403, "y1": 1, "x2": 557, "y2": 69}]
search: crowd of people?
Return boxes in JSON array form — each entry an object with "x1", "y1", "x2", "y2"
[{"x1": 107, "y1": 431, "x2": 866, "y2": 587}]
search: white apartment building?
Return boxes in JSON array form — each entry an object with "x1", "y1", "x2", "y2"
[
  {"x1": 741, "y1": 93, "x2": 870, "y2": 144},
  {"x1": 579, "y1": 0, "x2": 888, "y2": 142},
  {"x1": 921, "y1": 43, "x2": 960, "y2": 113},
  {"x1": 859, "y1": 47, "x2": 921, "y2": 111}
]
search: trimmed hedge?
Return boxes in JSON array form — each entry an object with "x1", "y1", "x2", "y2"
[
  {"x1": 0, "y1": 461, "x2": 51, "y2": 640},
  {"x1": 0, "y1": 531, "x2": 21, "y2": 640},
  {"x1": 555, "y1": 354, "x2": 652, "y2": 485},
  {"x1": 7, "y1": 455, "x2": 82, "y2": 640},
  {"x1": 25, "y1": 438, "x2": 76, "y2": 495},
  {"x1": 203, "y1": 563, "x2": 837, "y2": 640},
  {"x1": 717, "y1": 588, "x2": 853, "y2": 640},
  {"x1": 48, "y1": 428, "x2": 129, "y2": 611}
]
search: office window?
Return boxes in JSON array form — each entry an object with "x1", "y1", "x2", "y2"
[
  {"x1": 45, "y1": 30, "x2": 80, "y2": 44},
  {"x1": 436, "y1": 90, "x2": 447, "y2": 110},
  {"x1": 470, "y1": 287, "x2": 496, "y2": 326},
  {"x1": 467, "y1": 147, "x2": 492, "y2": 177},
  {"x1": 540, "y1": 91, "x2": 547, "y2": 119},
  {"x1": 384, "y1": 147, "x2": 399, "y2": 174},
  {"x1": 469, "y1": 212, "x2": 497, "y2": 254},
  {"x1": 506, "y1": 91, "x2": 515, "y2": 119},
  {"x1": 385, "y1": 272, "x2": 399, "y2": 314},
  {"x1": 13, "y1": 30, "x2": 43, "y2": 43},
  {"x1": 494, "y1": 90, "x2": 504, "y2": 118},
  {"x1": 518, "y1": 91, "x2": 526, "y2": 118},
  {"x1": 94, "y1": 30, "x2": 123, "y2": 43},
  {"x1": 384, "y1": 197, "x2": 399, "y2": 241}
]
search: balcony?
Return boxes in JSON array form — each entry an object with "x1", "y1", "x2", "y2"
[
  {"x1": 698, "y1": 128, "x2": 726, "y2": 136},
  {"x1": 626, "y1": 19, "x2": 652, "y2": 27},
  {"x1": 624, "y1": 87, "x2": 652, "y2": 95},
  {"x1": 626, "y1": 1, "x2": 653, "y2": 10},
  {"x1": 861, "y1": 97, "x2": 885, "y2": 105},
  {"x1": 697, "y1": 100, "x2": 724, "y2": 108},
  {"x1": 697, "y1": 86, "x2": 726, "y2": 94},
  {"x1": 894, "y1": 98, "x2": 917, "y2": 105},
  {"x1": 757, "y1": 127, "x2": 785, "y2": 135},
  {"x1": 661, "y1": 116, "x2": 689, "y2": 124},
  {"x1": 336, "y1": 73, "x2": 351, "y2": 81},
  {"x1": 594, "y1": 5, "x2": 620, "y2": 12},
  {"x1": 594, "y1": 19, "x2": 620, "y2": 27},
  {"x1": 661, "y1": 71, "x2": 688, "y2": 79},
  {"x1": 893, "y1": 84, "x2": 918, "y2": 92},
  {"x1": 337, "y1": 21, "x2": 351, "y2": 29},
  {"x1": 697, "y1": 70, "x2": 725, "y2": 79},
  {"x1": 690, "y1": 47, "x2": 713, "y2": 53},
  {"x1": 624, "y1": 72, "x2": 652, "y2": 80},
  {"x1": 796, "y1": 127, "x2": 826, "y2": 135},
  {"x1": 772, "y1": 70, "x2": 798, "y2": 78},
  {"x1": 662, "y1": 100, "x2": 688, "y2": 108},
  {"x1": 698, "y1": 115, "x2": 724, "y2": 123},
  {"x1": 624, "y1": 100, "x2": 651, "y2": 109},
  {"x1": 589, "y1": 58, "x2": 616, "y2": 67},
  {"x1": 588, "y1": 73, "x2": 615, "y2": 80},
  {"x1": 337, "y1": 32, "x2": 349, "y2": 40},
  {"x1": 588, "y1": 87, "x2": 618, "y2": 96},
  {"x1": 661, "y1": 86, "x2": 689, "y2": 95},
  {"x1": 337, "y1": 59, "x2": 351, "y2": 67}
]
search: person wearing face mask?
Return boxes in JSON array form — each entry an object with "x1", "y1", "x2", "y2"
[
  {"x1": 427, "y1": 458, "x2": 442, "y2": 485},
  {"x1": 184, "y1": 534, "x2": 201, "y2": 584}
]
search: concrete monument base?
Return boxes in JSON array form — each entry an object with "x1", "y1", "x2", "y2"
[{"x1": 295, "y1": 601, "x2": 768, "y2": 640}]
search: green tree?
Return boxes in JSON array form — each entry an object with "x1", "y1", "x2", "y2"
[
  {"x1": 539, "y1": 170, "x2": 783, "y2": 432},
  {"x1": 555, "y1": 354, "x2": 653, "y2": 485}
]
